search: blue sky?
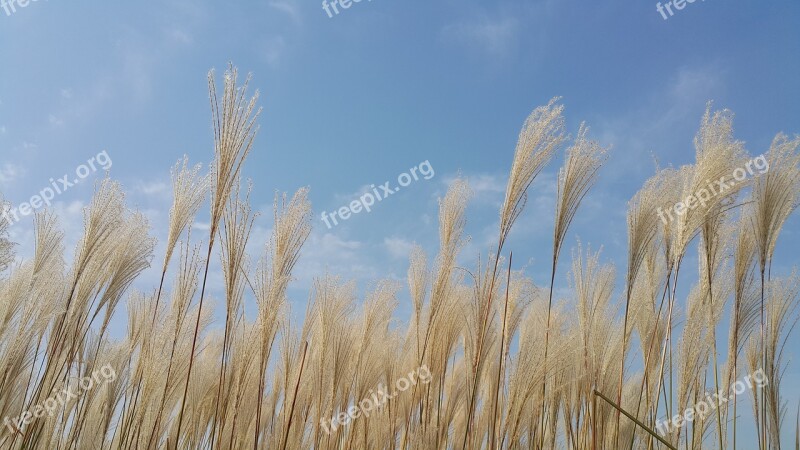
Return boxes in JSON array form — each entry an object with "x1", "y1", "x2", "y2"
[{"x1": 1, "y1": 0, "x2": 799, "y2": 445}]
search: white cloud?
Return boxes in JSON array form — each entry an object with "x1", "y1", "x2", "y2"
[
  {"x1": 135, "y1": 180, "x2": 170, "y2": 196},
  {"x1": 45, "y1": 24, "x2": 193, "y2": 124},
  {"x1": 469, "y1": 173, "x2": 507, "y2": 195},
  {"x1": 269, "y1": 1, "x2": 301, "y2": 24},
  {"x1": 0, "y1": 163, "x2": 25, "y2": 186},
  {"x1": 48, "y1": 114, "x2": 65, "y2": 127},
  {"x1": 121, "y1": 45, "x2": 156, "y2": 104},
  {"x1": 168, "y1": 28, "x2": 193, "y2": 45},
  {"x1": 294, "y1": 231, "x2": 376, "y2": 286},
  {"x1": 441, "y1": 173, "x2": 507, "y2": 206},
  {"x1": 442, "y1": 15, "x2": 519, "y2": 57},
  {"x1": 333, "y1": 184, "x2": 373, "y2": 204},
  {"x1": 44, "y1": 79, "x2": 113, "y2": 128},
  {"x1": 384, "y1": 236, "x2": 415, "y2": 260},
  {"x1": 592, "y1": 63, "x2": 725, "y2": 178},
  {"x1": 194, "y1": 221, "x2": 210, "y2": 231},
  {"x1": 670, "y1": 66, "x2": 721, "y2": 102},
  {"x1": 262, "y1": 36, "x2": 287, "y2": 67}
]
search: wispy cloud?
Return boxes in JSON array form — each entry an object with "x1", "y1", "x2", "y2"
[
  {"x1": 0, "y1": 163, "x2": 24, "y2": 186},
  {"x1": 442, "y1": 15, "x2": 519, "y2": 57},
  {"x1": 384, "y1": 236, "x2": 415, "y2": 260},
  {"x1": 167, "y1": 28, "x2": 193, "y2": 45},
  {"x1": 332, "y1": 184, "x2": 374, "y2": 204},
  {"x1": 592, "y1": 63, "x2": 725, "y2": 177},
  {"x1": 43, "y1": 18, "x2": 204, "y2": 127},
  {"x1": 48, "y1": 114, "x2": 64, "y2": 128},
  {"x1": 269, "y1": 0, "x2": 301, "y2": 24},
  {"x1": 295, "y1": 232, "x2": 377, "y2": 286},
  {"x1": 261, "y1": 36, "x2": 287, "y2": 67},
  {"x1": 134, "y1": 180, "x2": 170, "y2": 196},
  {"x1": 441, "y1": 173, "x2": 506, "y2": 206}
]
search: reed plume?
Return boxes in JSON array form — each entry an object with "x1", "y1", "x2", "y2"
[
  {"x1": 750, "y1": 133, "x2": 800, "y2": 449},
  {"x1": 175, "y1": 64, "x2": 261, "y2": 444},
  {"x1": 1, "y1": 75, "x2": 799, "y2": 450},
  {"x1": 543, "y1": 123, "x2": 607, "y2": 448}
]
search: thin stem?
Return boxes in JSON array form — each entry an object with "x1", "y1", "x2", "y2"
[
  {"x1": 462, "y1": 240, "x2": 504, "y2": 450},
  {"x1": 760, "y1": 267, "x2": 766, "y2": 450},
  {"x1": 594, "y1": 389, "x2": 677, "y2": 450},
  {"x1": 539, "y1": 256, "x2": 558, "y2": 449},
  {"x1": 649, "y1": 257, "x2": 683, "y2": 450},
  {"x1": 704, "y1": 243, "x2": 725, "y2": 450},
  {"x1": 281, "y1": 341, "x2": 309, "y2": 450},
  {"x1": 491, "y1": 251, "x2": 513, "y2": 449},
  {"x1": 174, "y1": 239, "x2": 215, "y2": 448},
  {"x1": 615, "y1": 287, "x2": 633, "y2": 449},
  {"x1": 628, "y1": 268, "x2": 673, "y2": 450}
]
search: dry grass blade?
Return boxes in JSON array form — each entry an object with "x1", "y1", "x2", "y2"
[{"x1": 593, "y1": 389, "x2": 677, "y2": 450}]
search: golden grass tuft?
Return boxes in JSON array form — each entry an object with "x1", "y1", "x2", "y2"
[{"x1": 0, "y1": 69, "x2": 798, "y2": 450}]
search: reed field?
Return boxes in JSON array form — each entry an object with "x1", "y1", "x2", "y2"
[{"x1": 1, "y1": 65, "x2": 799, "y2": 450}]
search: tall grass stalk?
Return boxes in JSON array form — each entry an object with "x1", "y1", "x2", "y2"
[{"x1": 1, "y1": 78, "x2": 799, "y2": 450}]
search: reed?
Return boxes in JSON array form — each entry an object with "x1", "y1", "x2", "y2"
[{"x1": 0, "y1": 69, "x2": 798, "y2": 450}]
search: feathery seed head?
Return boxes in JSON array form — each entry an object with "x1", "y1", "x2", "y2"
[
  {"x1": 208, "y1": 64, "x2": 262, "y2": 240},
  {"x1": 500, "y1": 98, "x2": 565, "y2": 243},
  {"x1": 164, "y1": 156, "x2": 210, "y2": 270}
]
